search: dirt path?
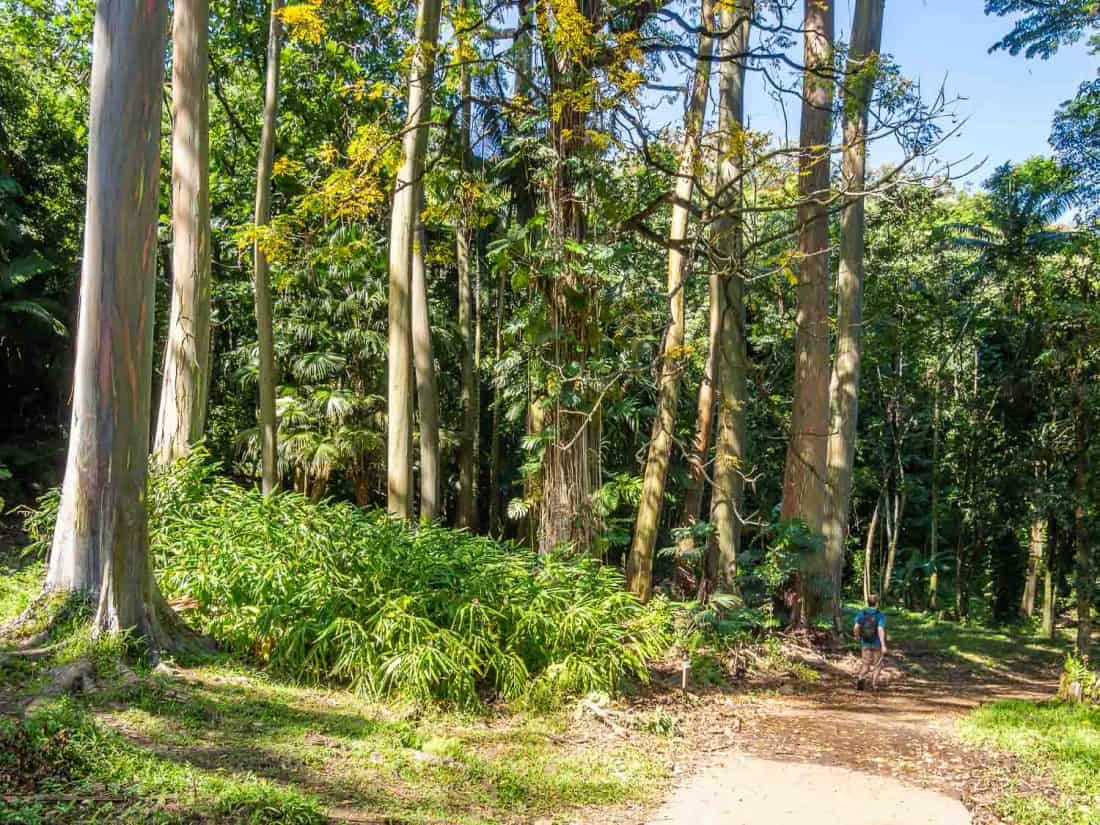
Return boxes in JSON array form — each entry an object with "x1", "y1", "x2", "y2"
[
  {"x1": 642, "y1": 639, "x2": 1061, "y2": 825},
  {"x1": 650, "y1": 753, "x2": 970, "y2": 824}
]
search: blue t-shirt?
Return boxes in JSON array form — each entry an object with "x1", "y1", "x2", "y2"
[{"x1": 854, "y1": 608, "x2": 886, "y2": 648}]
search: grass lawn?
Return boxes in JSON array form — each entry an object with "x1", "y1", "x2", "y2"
[
  {"x1": 961, "y1": 699, "x2": 1100, "y2": 825},
  {"x1": 844, "y1": 603, "x2": 1070, "y2": 675},
  {"x1": 0, "y1": 556, "x2": 671, "y2": 825},
  {"x1": 844, "y1": 603, "x2": 1100, "y2": 823}
]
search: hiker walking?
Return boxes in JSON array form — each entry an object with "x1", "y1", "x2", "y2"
[{"x1": 854, "y1": 594, "x2": 887, "y2": 691}]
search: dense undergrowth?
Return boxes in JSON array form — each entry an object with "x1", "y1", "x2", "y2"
[{"x1": 24, "y1": 453, "x2": 672, "y2": 708}]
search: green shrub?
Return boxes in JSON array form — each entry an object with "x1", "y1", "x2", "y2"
[
  {"x1": 1059, "y1": 655, "x2": 1100, "y2": 703},
  {"x1": 46, "y1": 452, "x2": 665, "y2": 707}
]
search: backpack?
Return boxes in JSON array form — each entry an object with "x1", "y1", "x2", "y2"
[{"x1": 857, "y1": 609, "x2": 880, "y2": 643}]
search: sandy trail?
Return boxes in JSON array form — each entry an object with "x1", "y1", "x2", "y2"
[
  {"x1": 644, "y1": 642, "x2": 1060, "y2": 825},
  {"x1": 650, "y1": 752, "x2": 970, "y2": 825}
]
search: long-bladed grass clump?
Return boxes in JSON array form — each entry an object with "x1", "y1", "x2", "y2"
[{"x1": 139, "y1": 454, "x2": 670, "y2": 707}]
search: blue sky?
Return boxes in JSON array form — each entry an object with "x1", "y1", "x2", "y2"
[{"x1": 741, "y1": 0, "x2": 1097, "y2": 185}]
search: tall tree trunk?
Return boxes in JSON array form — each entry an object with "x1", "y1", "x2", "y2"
[
  {"x1": 1022, "y1": 512, "x2": 1045, "y2": 618},
  {"x1": 822, "y1": 0, "x2": 884, "y2": 623},
  {"x1": 253, "y1": 0, "x2": 283, "y2": 495},
  {"x1": 708, "y1": 0, "x2": 753, "y2": 594},
  {"x1": 779, "y1": 0, "x2": 835, "y2": 624},
  {"x1": 626, "y1": 0, "x2": 716, "y2": 600},
  {"x1": 387, "y1": 0, "x2": 443, "y2": 519},
  {"x1": 154, "y1": 0, "x2": 211, "y2": 464},
  {"x1": 781, "y1": 0, "x2": 835, "y2": 532},
  {"x1": 531, "y1": 0, "x2": 601, "y2": 555},
  {"x1": 47, "y1": 0, "x2": 179, "y2": 646},
  {"x1": 411, "y1": 199, "x2": 441, "y2": 521},
  {"x1": 511, "y1": 0, "x2": 537, "y2": 225},
  {"x1": 928, "y1": 376, "x2": 941, "y2": 610},
  {"x1": 456, "y1": 36, "x2": 477, "y2": 528},
  {"x1": 675, "y1": 271, "x2": 720, "y2": 572},
  {"x1": 881, "y1": 487, "x2": 904, "y2": 602},
  {"x1": 1073, "y1": 365, "x2": 1091, "y2": 659},
  {"x1": 1042, "y1": 513, "x2": 1057, "y2": 639},
  {"x1": 862, "y1": 496, "x2": 881, "y2": 603},
  {"x1": 955, "y1": 525, "x2": 967, "y2": 620},
  {"x1": 488, "y1": 263, "x2": 507, "y2": 534}
]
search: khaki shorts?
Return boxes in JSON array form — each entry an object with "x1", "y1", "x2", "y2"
[{"x1": 861, "y1": 647, "x2": 884, "y2": 667}]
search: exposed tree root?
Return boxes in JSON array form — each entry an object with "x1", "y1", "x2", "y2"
[
  {"x1": 3, "y1": 587, "x2": 213, "y2": 716},
  {"x1": 22, "y1": 657, "x2": 96, "y2": 715},
  {"x1": 574, "y1": 696, "x2": 629, "y2": 737},
  {"x1": 0, "y1": 641, "x2": 67, "y2": 661},
  {"x1": 146, "y1": 589, "x2": 216, "y2": 662},
  {"x1": 0, "y1": 589, "x2": 85, "y2": 645},
  {"x1": 5, "y1": 586, "x2": 214, "y2": 665}
]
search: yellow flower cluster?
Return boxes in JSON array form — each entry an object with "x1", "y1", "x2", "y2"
[
  {"x1": 276, "y1": 0, "x2": 326, "y2": 45},
  {"x1": 297, "y1": 123, "x2": 401, "y2": 223},
  {"x1": 236, "y1": 215, "x2": 295, "y2": 265}
]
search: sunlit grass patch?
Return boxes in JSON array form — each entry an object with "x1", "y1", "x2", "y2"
[
  {"x1": 1, "y1": 656, "x2": 668, "y2": 824},
  {"x1": 961, "y1": 699, "x2": 1100, "y2": 825},
  {"x1": 843, "y1": 604, "x2": 1068, "y2": 674},
  {"x1": 0, "y1": 696, "x2": 325, "y2": 824},
  {"x1": 0, "y1": 558, "x2": 43, "y2": 623}
]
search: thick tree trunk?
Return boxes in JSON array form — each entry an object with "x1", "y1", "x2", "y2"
[
  {"x1": 1042, "y1": 514, "x2": 1057, "y2": 639},
  {"x1": 154, "y1": 0, "x2": 211, "y2": 464},
  {"x1": 675, "y1": 271, "x2": 720, "y2": 574},
  {"x1": 456, "y1": 47, "x2": 477, "y2": 529},
  {"x1": 47, "y1": 0, "x2": 178, "y2": 646},
  {"x1": 862, "y1": 496, "x2": 881, "y2": 603},
  {"x1": 626, "y1": 0, "x2": 716, "y2": 600},
  {"x1": 253, "y1": 0, "x2": 283, "y2": 495},
  {"x1": 881, "y1": 487, "x2": 905, "y2": 602},
  {"x1": 488, "y1": 264, "x2": 507, "y2": 534},
  {"x1": 1073, "y1": 368, "x2": 1091, "y2": 659},
  {"x1": 781, "y1": 0, "x2": 835, "y2": 532},
  {"x1": 955, "y1": 526, "x2": 967, "y2": 620},
  {"x1": 1022, "y1": 513, "x2": 1045, "y2": 618},
  {"x1": 531, "y1": 0, "x2": 602, "y2": 556},
  {"x1": 387, "y1": 0, "x2": 443, "y2": 519},
  {"x1": 779, "y1": 0, "x2": 835, "y2": 623},
  {"x1": 928, "y1": 378, "x2": 941, "y2": 610},
  {"x1": 822, "y1": 0, "x2": 884, "y2": 623},
  {"x1": 411, "y1": 202, "x2": 441, "y2": 521},
  {"x1": 708, "y1": 0, "x2": 753, "y2": 595}
]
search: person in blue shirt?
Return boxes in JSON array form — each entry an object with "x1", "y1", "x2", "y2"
[{"x1": 853, "y1": 594, "x2": 887, "y2": 691}]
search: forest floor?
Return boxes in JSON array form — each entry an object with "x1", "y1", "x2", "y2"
[
  {"x1": 640, "y1": 613, "x2": 1080, "y2": 825},
  {"x1": 1, "y1": 540, "x2": 1093, "y2": 825}
]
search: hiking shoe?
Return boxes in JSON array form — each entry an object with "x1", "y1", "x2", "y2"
[{"x1": 856, "y1": 677, "x2": 865, "y2": 691}]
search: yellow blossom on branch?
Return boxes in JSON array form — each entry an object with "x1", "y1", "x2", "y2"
[{"x1": 276, "y1": 0, "x2": 326, "y2": 44}]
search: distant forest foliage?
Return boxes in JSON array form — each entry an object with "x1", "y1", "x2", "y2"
[{"x1": 0, "y1": 0, "x2": 1097, "y2": 658}]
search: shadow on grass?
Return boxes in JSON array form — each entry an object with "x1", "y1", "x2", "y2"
[
  {"x1": 842, "y1": 606, "x2": 1069, "y2": 688},
  {"x1": 73, "y1": 664, "x2": 664, "y2": 825}
]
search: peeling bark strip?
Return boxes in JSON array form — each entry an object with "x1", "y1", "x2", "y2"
[
  {"x1": 709, "y1": 0, "x2": 753, "y2": 596},
  {"x1": 388, "y1": 0, "x2": 443, "y2": 520},
  {"x1": 253, "y1": 0, "x2": 283, "y2": 495},
  {"x1": 822, "y1": 0, "x2": 885, "y2": 625},
  {"x1": 48, "y1": 0, "x2": 177, "y2": 642},
  {"x1": 626, "y1": 0, "x2": 717, "y2": 601},
  {"x1": 155, "y1": 0, "x2": 212, "y2": 464}
]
